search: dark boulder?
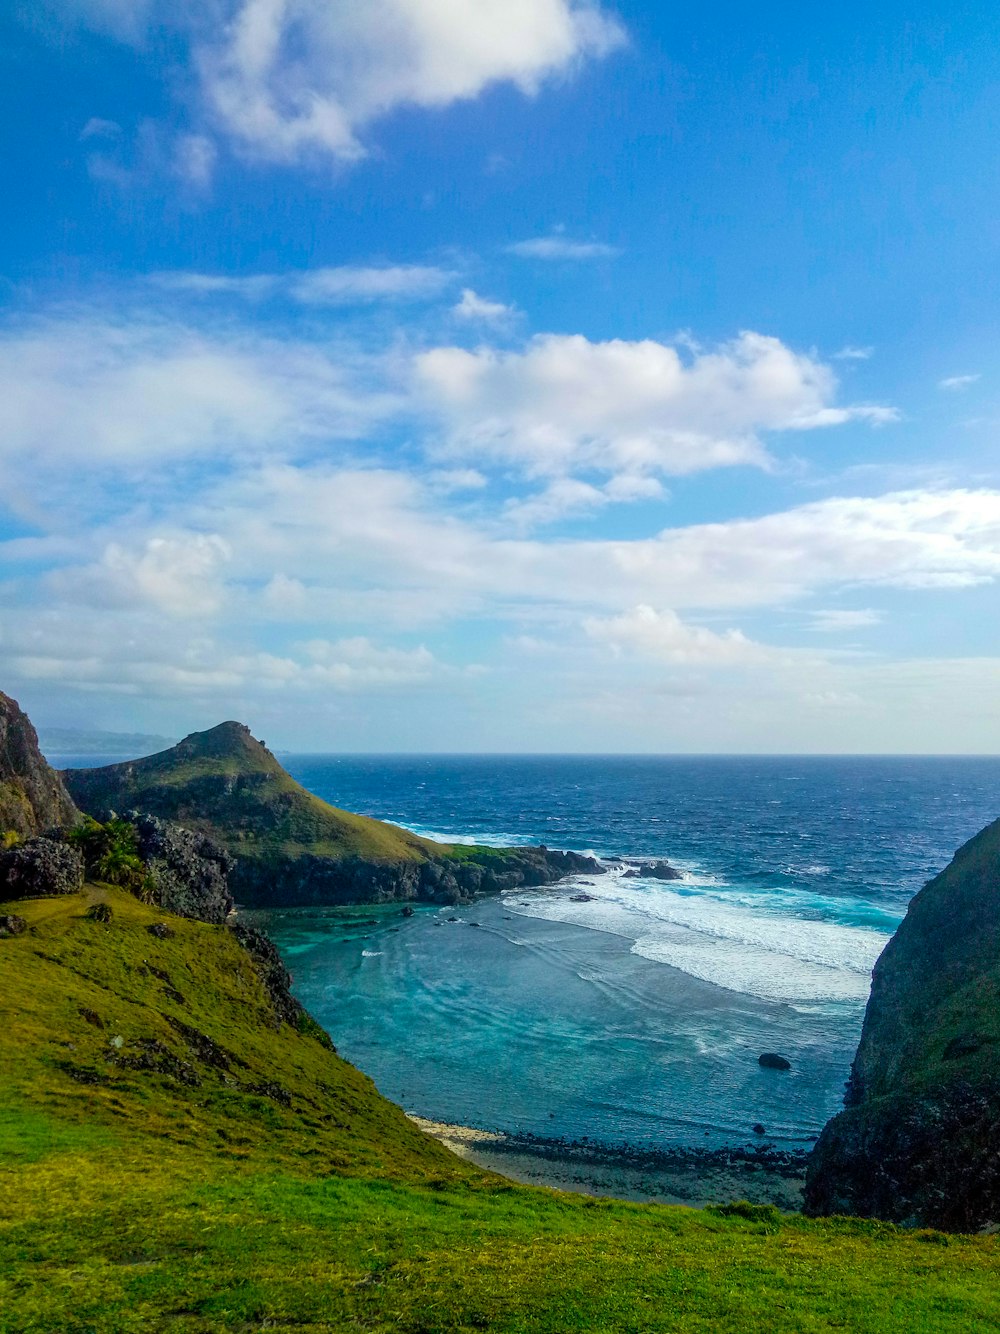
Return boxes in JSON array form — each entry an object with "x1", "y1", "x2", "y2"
[
  {"x1": 0, "y1": 913, "x2": 27, "y2": 936},
  {"x1": 0, "y1": 837, "x2": 85, "y2": 901},
  {"x1": 759, "y1": 1053, "x2": 791, "y2": 1071},
  {"x1": 147, "y1": 922, "x2": 175, "y2": 939},
  {"x1": 130, "y1": 813, "x2": 233, "y2": 924}
]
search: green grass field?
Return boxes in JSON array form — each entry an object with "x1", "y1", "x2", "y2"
[{"x1": 2, "y1": 888, "x2": 998, "y2": 1333}]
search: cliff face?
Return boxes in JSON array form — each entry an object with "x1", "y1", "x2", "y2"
[
  {"x1": 805, "y1": 816, "x2": 1000, "y2": 1229},
  {"x1": 0, "y1": 691, "x2": 79, "y2": 836},
  {"x1": 64, "y1": 722, "x2": 602, "y2": 907}
]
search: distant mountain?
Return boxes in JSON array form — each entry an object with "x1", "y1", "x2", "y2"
[
  {"x1": 63, "y1": 721, "x2": 599, "y2": 907},
  {"x1": 805, "y1": 815, "x2": 1000, "y2": 1229},
  {"x1": 37, "y1": 727, "x2": 178, "y2": 760},
  {"x1": 0, "y1": 691, "x2": 79, "y2": 836}
]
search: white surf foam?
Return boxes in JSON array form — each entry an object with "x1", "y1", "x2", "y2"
[{"x1": 506, "y1": 875, "x2": 889, "y2": 1005}]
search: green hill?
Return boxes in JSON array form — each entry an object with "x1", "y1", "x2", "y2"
[
  {"x1": 805, "y1": 814, "x2": 1000, "y2": 1228},
  {"x1": 63, "y1": 721, "x2": 441, "y2": 865},
  {"x1": 63, "y1": 723, "x2": 600, "y2": 907},
  {"x1": 3, "y1": 884, "x2": 1000, "y2": 1333}
]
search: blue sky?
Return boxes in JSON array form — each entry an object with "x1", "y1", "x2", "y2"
[{"x1": 3, "y1": 0, "x2": 1000, "y2": 751}]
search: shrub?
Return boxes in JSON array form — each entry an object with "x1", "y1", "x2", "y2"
[{"x1": 69, "y1": 818, "x2": 156, "y2": 901}]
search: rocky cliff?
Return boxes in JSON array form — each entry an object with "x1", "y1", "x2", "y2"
[
  {"x1": 805, "y1": 815, "x2": 1000, "y2": 1229},
  {"x1": 64, "y1": 722, "x2": 602, "y2": 907},
  {"x1": 0, "y1": 691, "x2": 79, "y2": 836}
]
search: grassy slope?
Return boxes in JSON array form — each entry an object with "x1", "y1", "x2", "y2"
[
  {"x1": 844, "y1": 814, "x2": 1000, "y2": 1105},
  {"x1": 63, "y1": 724, "x2": 446, "y2": 866},
  {"x1": 2, "y1": 890, "x2": 1000, "y2": 1332}
]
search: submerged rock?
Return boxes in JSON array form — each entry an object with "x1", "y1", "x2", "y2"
[{"x1": 759, "y1": 1053, "x2": 791, "y2": 1071}]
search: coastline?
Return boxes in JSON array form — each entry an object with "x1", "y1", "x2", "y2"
[{"x1": 409, "y1": 1116, "x2": 807, "y2": 1210}]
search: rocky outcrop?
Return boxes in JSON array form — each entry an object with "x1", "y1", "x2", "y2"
[
  {"x1": 805, "y1": 815, "x2": 1000, "y2": 1229},
  {"x1": 65, "y1": 721, "x2": 603, "y2": 908},
  {"x1": 0, "y1": 692, "x2": 79, "y2": 837},
  {"x1": 0, "y1": 838, "x2": 85, "y2": 901},
  {"x1": 228, "y1": 922, "x2": 330, "y2": 1045},
  {"x1": 131, "y1": 813, "x2": 233, "y2": 924},
  {"x1": 230, "y1": 845, "x2": 601, "y2": 908}
]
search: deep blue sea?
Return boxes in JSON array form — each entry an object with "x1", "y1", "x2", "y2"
[
  {"x1": 244, "y1": 754, "x2": 1000, "y2": 1152},
  {"x1": 53, "y1": 750, "x2": 1000, "y2": 1152}
]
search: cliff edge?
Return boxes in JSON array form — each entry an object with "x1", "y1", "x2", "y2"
[
  {"x1": 805, "y1": 814, "x2": 1000, "y2": 1229},
  {"x1": 0, "y1": 690, "x2": 79, "y2": 836}
]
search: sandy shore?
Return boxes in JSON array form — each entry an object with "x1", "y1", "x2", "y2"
[{"x1": 409, "y1": 1116, "x2": 807, "y2": 1210}]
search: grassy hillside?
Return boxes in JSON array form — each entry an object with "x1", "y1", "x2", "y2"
[
  {"x1": 805, "y1": 814, "x2": 1000, "y2": 1226},
  {"x1": 3, "y1": 887, "x2": 1000, "y2": 1332},
  {"x1": 63, "y1": 722, "x2": 444, "y2": 866}
]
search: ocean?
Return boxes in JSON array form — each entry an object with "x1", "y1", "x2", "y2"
[{"x1": 237, "y1": 754, "x2": 1000, "y2": 1152}]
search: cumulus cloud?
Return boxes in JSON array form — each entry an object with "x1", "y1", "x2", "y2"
[
  {"x1": 211, "y1": 0, "x2": 624, "y2": 162},
  {"x1": 415, "y1": 331, "x2": 896, "y2": 480},
  {"x1": 49, "y1": 535, "x2": 231, "y2": 615},
  {"x1": 453, "y1": 289, "x2": 515, "y2": 323},
  {"x1": 505, "y1": 235, "x2": 620, "y2": 260},
  {"x1": 584, "y1": 605, "x2": 773, "y2": 665}
]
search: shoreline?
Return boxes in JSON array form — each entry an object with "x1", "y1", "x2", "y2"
[{"x1": 409, "y1": 1116, "x2": 808, "y2": 1210}]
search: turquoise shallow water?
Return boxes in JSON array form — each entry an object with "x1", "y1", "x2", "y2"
[{"x1": 249, "y1": 755, "x2": 1000, "y2": 1150}]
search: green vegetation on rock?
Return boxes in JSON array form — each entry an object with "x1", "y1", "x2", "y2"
[
  {"x1": 63, "y1": 722, "x2": 601, "y2": 907},
  {"x1": 64, "y1": 722, "x2": 440, "y2": 867},
  {"x1": 3, "y1": 885, "x2": 1000, "y2": 1333},
  {"x1": 806, "y1": 814, "x2": 1000, "y2": 1228}
]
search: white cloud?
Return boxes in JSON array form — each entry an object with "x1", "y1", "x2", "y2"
[
  {"x1": 0, "y1": 313, "x2": 392, "y2": 468},
  {"x1": 584, "y1": 605, "x2": 773, "y2": 665},
  {"x1": 173, "y1": 133, "x2": 217, "y2": 187},
  {"x1": 832, "y1": 345, "x2": 874, "y2": 361},
  {"x1": 196, "y1": 0, "x2": 626, "y2": 164},
  {"x1": 453, "y1": 288, "x2": 515, "y2": 323},
  {"x1": 940, "y1": 374, "x2": 980, "y2": 391},
  {"x1": 505, "y1": 235, "x2": 620, "y2": 260},
  {"x1": 416, "y1": 331, "x2": 895, "y2": 480},
  {"x1": 809, "y1": 608, "x2": 882, "y2": 633},
  {"x1": 290, "y1": 265, "x2": 453, "y2": 304},
  {"x1": 504, "y1": 474, "x2": 664, "y2": 530},
  {"x1": 49, "y1": 535, "x2": 231, "y2": 615},
  {"x1": 299, "y1": 636, "x2": 438, "y2": 688},
  {"x1": 152, "y1": 264, "x2": 453, "y2": 304},
  {"x1": 80, "y1": 117, "x2": 122, "y2": 141}
]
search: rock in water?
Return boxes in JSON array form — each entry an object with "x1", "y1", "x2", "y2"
[
  {"x1": 0, "y1": 691, "x2": 79, "y2": 837},
  {"x1": 805, "y1": 814, "x2": 1000, "y2": 1229},
  {"x1": 758, "y1": 1053, "x2": 791, "y2": 1071}
]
